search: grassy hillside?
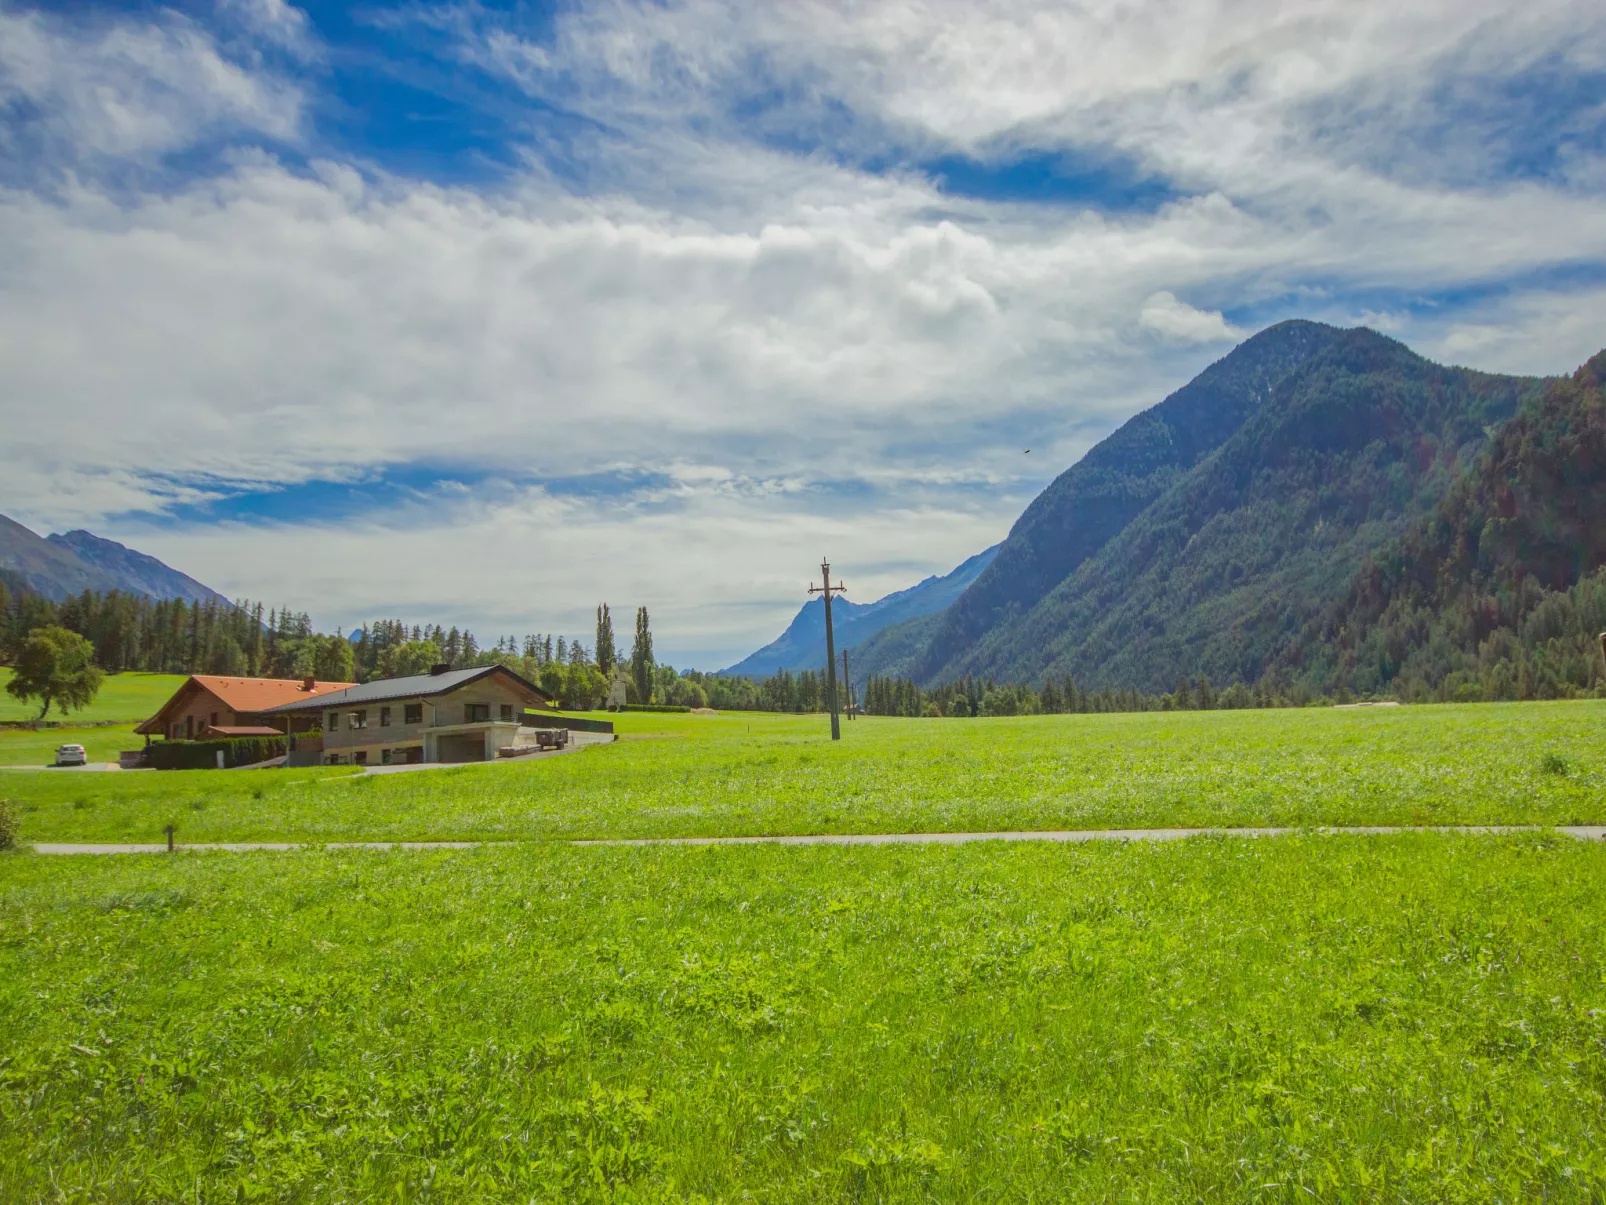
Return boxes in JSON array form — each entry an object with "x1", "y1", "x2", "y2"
[
  {"x1": 3, "y1": 702, "x2": 1602, "y2": 845},
  {"x1": 0, "y1": 669, "x2": 184, "y2": 723},
  {"x1": 3, "y1": 835, "x2": 1603, "y2": 1200}
]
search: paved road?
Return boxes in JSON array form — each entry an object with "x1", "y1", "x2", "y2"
[
  {"x1": 29, "y1": 825, "x2": 1606, "y2": 855},
  {"x1": 0, "y1": 763, "x2": 134, "y2": 772}
]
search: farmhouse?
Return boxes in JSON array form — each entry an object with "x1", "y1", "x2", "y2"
[
  {"x1": 266, "y1": 663, "x2": 552, "y2": 766},
  {"x1": 135, "y1": 675, "x2": 356, "y2": 741}
]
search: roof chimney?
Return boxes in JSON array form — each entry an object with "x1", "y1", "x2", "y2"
[
  {"x1": 301, "y1": 677, "x2": 315, "y2": 691},
  {"x1": 430, "y1": 663, "x2": 451, "y2": 675}
]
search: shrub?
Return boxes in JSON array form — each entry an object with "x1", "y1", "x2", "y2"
[
  {"x1": 0, "y1": 798, "x2": 17, "y2": 850},
  {"x1": 618, "y1": 704, "x2": 691, "y2": 713},
  {"x1": 148, "y1": 736, "x2": 287, "y2": 771}
]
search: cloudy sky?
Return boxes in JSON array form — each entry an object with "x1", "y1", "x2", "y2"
[{"x1": 2, "y1": 0, "x2": 1604, "y2": 667}]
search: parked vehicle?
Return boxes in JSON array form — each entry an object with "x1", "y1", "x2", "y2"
[{"x1": 54, "y1": 744, "x2": 88, "y2": 767}]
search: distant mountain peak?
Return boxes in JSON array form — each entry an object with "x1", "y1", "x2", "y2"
[
  {"x1": 719, "y1": 545, "x2": 1001, "y2": 678},
  {"x1": 0, "y1": 515, "x2": 229, "y2": 605}
]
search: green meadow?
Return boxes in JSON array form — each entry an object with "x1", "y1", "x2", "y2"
[
  {"x1": 0, "y1": 669, "x2": 186, "y2": 724},
  {"x1": 0, "y1": 669, "x2": 182, "y2": 765},
  {"x1": 0, "y1": 722, "x2": 142, "y2": 766},
  {"x1": 2, "y1": 834, "x2": 1603, "y2": 1202},
  {"x1": 2, "y1": 701, "x2": 1603, "y2": 845}
]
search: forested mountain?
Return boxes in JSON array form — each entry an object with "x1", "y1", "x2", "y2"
[
  {"x1": 851, "y1": 325, "x2": 1590, "y2": 699},
  {"x1": 0, "y1": 514, "x2": 228, "y2": 605},
  {"x1": 910, "y1": 320, "x2": 1348, "y2": 683},
  {"x1": 1274, "y1": 350, "x2": 1606, "y2": 700},
  {"x1": 720, "y1": 544, "x2": 998, "y2": 678}
]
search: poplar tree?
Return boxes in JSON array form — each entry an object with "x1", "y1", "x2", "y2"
[
  {"x1": 596, "y1": 604, "x2": 616, "y2": 678},
  {"x1": 631, "y1": 607, "x2": 654, "y2": 705}
]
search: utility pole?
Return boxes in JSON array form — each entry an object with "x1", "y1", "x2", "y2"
[
  {"x1": 809, "y1": 559, "x2": 846, "y2": 740},
  {"x1": 842, "y1": 648, "x2": 854, "y2": 720}
]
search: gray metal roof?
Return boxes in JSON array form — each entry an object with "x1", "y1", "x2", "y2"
[{"x1": 266, "y1": 664, "x2": 547, "y2": 712}]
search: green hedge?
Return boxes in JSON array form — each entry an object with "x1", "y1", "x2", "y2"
[
  {"x1": 148, "y1": 736, "x2": 287, "y2": 771},
  {"x1": 0, "y1": 798, "x2": 16, "y2": 851},
  {"x1": 617, "y1": 704, "x2": 691, "y2": 713}
]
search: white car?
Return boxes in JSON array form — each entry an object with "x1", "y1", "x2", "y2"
[{"x1": 54, "y1": 744, "x2": 88, "y2": 767}]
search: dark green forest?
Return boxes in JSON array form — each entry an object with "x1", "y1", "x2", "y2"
[{"x1": 1280, "y1": 350, "x2": 1606, "y2": 701}]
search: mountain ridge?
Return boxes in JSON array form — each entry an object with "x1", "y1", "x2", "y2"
[
  {"x1": 912, "y1": 319, "x2": 1349, "y2": 684},
  {"x1": 0, "y1": 515, "x2": 230, "y2": 607},
  {"x1": 846, "y1": 323, "x2": 1563, "y2": 695},
  {"x1": 720, "y1": 544, "x2": 1000, "y2": 678}
]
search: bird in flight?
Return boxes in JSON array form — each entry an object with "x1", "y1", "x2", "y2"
[{"x1": 1024, "y1": 449, "x2": 1031, "y2": 454}]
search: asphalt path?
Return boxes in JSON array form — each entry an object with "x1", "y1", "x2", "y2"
[{"x1": 28, "y1": 825, "x2": 1606, "y2": 854}]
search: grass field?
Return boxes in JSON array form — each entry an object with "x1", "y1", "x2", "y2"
[
  {"x1": 0, "y1": 723, "x2": 142, "y2": 766},
  {"x1": 0, "y1": 669, "x2": 184, "y2": 724},
  {"x1": 2, "y1": 834, "x2": 1602, "y2": 1201},
  {"x1": 1, "y1": 701, "x2": 1602, "y2": 846}
]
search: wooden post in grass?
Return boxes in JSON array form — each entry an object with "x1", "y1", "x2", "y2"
[
  {"x1": 809, "y1": 560, "x2": 847, "y2": 741},
  {"x1": 164, "y1": 824, "x2": 174, "y2": 853}
]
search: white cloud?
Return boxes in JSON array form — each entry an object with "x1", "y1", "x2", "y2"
[
  {"x1": 1, "y1": 0, "x2": 1604, "y2": 665},
  {"x1": 0, "y1": 5, "x2": 302, "y2": 167},
  {"x1": 1139, "y1": 291, "x2": 1241, "y2": 342},
  {"x1": 219, "y1": 0, "x2": 315, "y2": 57}
]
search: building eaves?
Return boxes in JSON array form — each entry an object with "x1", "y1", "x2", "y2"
[{"x1": 265, "y1": 664, "x2": 547, "y2": 713}]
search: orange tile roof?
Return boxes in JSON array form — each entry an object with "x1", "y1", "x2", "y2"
[
  {"x1": 189, "y1": 675, "x2": 357, "y2": 713},
  {"x1": 137, "y1": 675, "x2": 357, "y2": 734}
]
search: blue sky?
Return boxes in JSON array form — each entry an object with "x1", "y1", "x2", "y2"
[{"x1": 2, "y1": 0, "x2": 1605, "y2": 667}]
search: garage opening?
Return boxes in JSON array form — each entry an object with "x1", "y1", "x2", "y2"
[{"x1": 436, "y1": 734, "x2": 485, "y2": 763}]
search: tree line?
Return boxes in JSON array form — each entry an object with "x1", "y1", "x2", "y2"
[
  {"x1": 0, "y1": 576, "x2": 674, "y2": 713},
  {"x1": 859, "y1": 672, "x2": 1336, "y2": 717}
]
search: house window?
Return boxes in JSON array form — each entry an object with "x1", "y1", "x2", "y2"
[
  {"x1": 465, "y1": 703, "x2": 490, "y2": 723},
  {"x1": 328, "y1": 711, "x2": 340, "y2": 731},
  {"x1": 500, "y1": 704, "x2": 514, "y2": 722},
  {"x1": 350, "y1": 710, "x2": 367, "y2": 729},
  {"x1": 354, "y1": 750, "x2": 368, "y2": 765},
  {"x1": 404, "y1": 703, "x2": 423, "y2": 725},
  {"x1": 380, "y1": 706, "x2": 392, "y2": 727},
  {"x1": 381, "y1": 748, "x2": 393, "y2": 765},
  {"x1": 210, "y1": 712, "x2": 218, "y2": 726},
  {"x1": 326, "y1": 753, "x2": 342, "y2": 765}
]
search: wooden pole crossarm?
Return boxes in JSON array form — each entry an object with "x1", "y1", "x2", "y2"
[{"x1": 809, "y1": 559, "x2": 846, "y2": 741}]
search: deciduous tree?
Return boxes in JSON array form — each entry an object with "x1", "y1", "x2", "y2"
[{"x1": 6, "y1": 625, "x2": 104, "y2": 719}]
